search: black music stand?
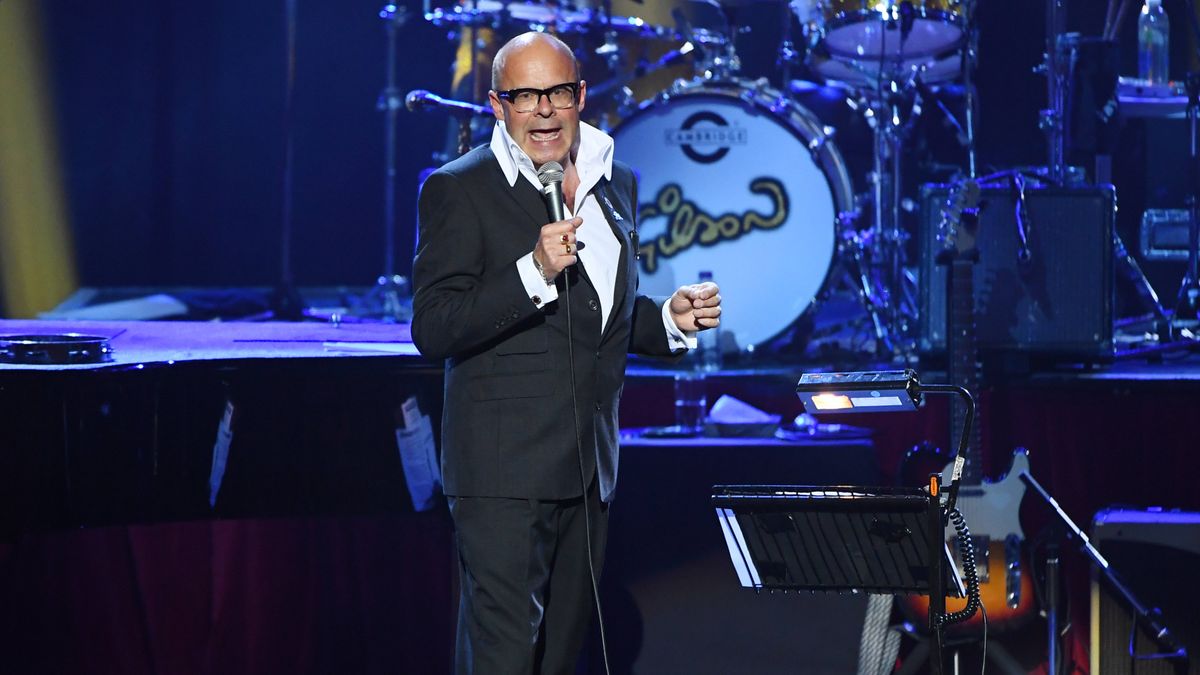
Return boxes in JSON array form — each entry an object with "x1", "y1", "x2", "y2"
[{"x1": 712, "y1": 482, "x2": 966, "y2": 675}]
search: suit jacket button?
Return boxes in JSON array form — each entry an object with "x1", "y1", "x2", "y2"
[
  {"x1": 594, "y1": 402, "x2": 602, "y2": 411},
  {"x1": 587, "y1": 299, "x2": 599, "y2": 311}
]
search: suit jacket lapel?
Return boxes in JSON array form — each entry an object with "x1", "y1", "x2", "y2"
[
  {"x1": 595, "y1": 178, "x2": 633, "y2": 341},
  {"x1": 505, "y1": 172, "x2": 551, "y2": 228}
]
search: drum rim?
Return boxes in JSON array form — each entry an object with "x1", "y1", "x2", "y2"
[
  {"x1": 424, "y1": 1, "x2": 676, "y2": 38},
  {"x1": 0, "y1": 333, "x2": 113, "y2": 365},
  {"x1": 612, "y1": 80, "x2": 854, "y2": 353},
  {"x1": 807, "y1": 47, "x2": 964, "y2": 86},
  {"x1": 820, "y1": 9, "x2": 969, "y2": 59}
]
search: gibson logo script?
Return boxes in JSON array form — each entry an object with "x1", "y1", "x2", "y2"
[{"x1": 636, "y1": 178, "x2": 789, "y2": 273}]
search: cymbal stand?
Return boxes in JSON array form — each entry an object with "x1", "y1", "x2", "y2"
[
  {"x1": 1170, "y1": 0, "x2": 1200, "y2": 335},
  {"x1": 1038, "y1": 0, "x2": 1069, "y2": 184},
  {"x1": 961, "y1": 0, "x2": 979, "y2": 179},
  {"x1": 354, "y1": 4, "x2": 411, "y2": 322},
  {"x1": 777, "y1": 0, "x2": 800, "y2": 87}
]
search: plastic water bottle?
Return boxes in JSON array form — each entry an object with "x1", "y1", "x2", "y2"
[
  {"x1": 696, "y1": 270, "x2": 722, "y2": 373},
  {"x1": 1138, "y1": 0, "x2": 1170, "y2": 84}
]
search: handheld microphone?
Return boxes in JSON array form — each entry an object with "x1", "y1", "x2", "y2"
[{"x1": 536, "y1": 162, "x2": 566, "y2": 222}]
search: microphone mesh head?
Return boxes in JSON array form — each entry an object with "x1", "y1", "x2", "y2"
[{"x1": 537, "y1": 161, "x2": 564, "y2": 187}]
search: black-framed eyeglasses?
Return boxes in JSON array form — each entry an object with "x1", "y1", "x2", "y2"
[{"x1": 496, "y1": 82, "x2": 580, "y2": 113}]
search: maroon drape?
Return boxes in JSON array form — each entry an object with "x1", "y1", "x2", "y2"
[{"x1": 0, "y1": 514, "x2": 454, "y2": 675}]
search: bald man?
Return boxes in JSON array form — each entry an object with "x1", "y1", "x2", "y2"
[{"x1": 412, "y1": 33, "x2": 722, "y2": 674}]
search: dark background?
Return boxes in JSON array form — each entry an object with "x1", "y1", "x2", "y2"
[
  {"x1": 33, "y1": 0, "x2": 1200, "y2": 306},
  {"x1": 40, "y1": 0, "x2": 452, "y2": 291}
]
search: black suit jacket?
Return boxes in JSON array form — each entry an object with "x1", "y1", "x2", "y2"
[{"x1": 411, "y1": 145, "x2": 678, "y2": 503}]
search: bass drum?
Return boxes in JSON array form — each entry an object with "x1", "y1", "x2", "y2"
[{"x1": 612, "y1": 80, "x2": 855, "y2": 354}]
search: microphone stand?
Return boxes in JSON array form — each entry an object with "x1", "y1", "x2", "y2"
[
  {"x1": 353, "y1": 3, "x2": 411, "y2": 323},
  {"x1": 270, "y1": 0, "x2": 306, "y2": 320},
  {"x1": 1018, "y1": 471, "x2": 1189, "y2": 675}
]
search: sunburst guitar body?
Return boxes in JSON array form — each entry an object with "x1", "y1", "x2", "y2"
[{"x1": 902, "y1": 448, "x2": 1037, "y2": 631}]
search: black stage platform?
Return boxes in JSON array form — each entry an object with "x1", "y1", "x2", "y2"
[{"x1": 2, "y1": 318, "x2": 1198, "y2": 673}]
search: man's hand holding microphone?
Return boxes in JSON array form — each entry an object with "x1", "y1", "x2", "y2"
[{"x1": 532, "y1": 216, "x2": 582, "y2": 283}]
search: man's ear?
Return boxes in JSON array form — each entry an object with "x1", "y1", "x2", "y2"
[
  {"x1": 577, "y1": 80, "x2": 586, "y2": 114},
  {"x1": 488, "y1": 90, "x2": 505, "y2": 122}
]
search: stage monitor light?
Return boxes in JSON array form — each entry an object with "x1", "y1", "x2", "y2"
[{"x1": 796, "y1": 369, "x2": 922, "y2": 414}]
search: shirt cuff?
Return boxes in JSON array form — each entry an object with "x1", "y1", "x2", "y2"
[
  {"x1": 662, "y1": 300, "x2": 697, "y2": 351},
  {"x1": 516, "y1": 252, "x2": 559, "y2": 310}
]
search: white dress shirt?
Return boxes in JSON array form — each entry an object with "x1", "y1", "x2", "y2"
[{"x1": 490, "y1": 121, "x2": 693, "y2": 350}]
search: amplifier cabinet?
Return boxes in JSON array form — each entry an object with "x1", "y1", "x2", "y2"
[
  {"x1": 918, "y1": 184, "x2": 1115, "y2": 361},
  {"x1": 1090, "y1": 509, "x2": 1200, "y2": 675}
]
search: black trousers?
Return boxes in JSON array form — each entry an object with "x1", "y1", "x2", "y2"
[{"x1": 449, "y1": 480, "x2": 609, "y2": 675}]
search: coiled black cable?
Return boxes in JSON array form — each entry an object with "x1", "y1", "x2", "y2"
[{"x1": 939, "y1": 507, "x2": 982, "y2": 627}]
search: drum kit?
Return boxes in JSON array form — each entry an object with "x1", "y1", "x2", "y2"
[{"x1": 407, "y1": 0, "x2": 982, "y2": 361}]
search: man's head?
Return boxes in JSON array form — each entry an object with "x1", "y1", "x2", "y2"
[{"x1": 488, "y1": 32, "x2": 586, "y2": 169}]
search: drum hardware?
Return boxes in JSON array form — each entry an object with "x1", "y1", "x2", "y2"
[
  {"x1": 840, "y1": 80, "x2": 926, "y2": 357},
  {"x1": 777, "y1": 0, "x2": 805, "y2": 86},
  {"x1": 1168, "y1": 6, "x2": 1200, "y2": 335},
  {"x1": 1038, "y1": 0, "x2": 1070, "y2": 185},
  {"x1": 829, "y1": 210, "x2": 904, "y2": 351},
  {"x1": 791, "y1": 0, "x2": 975, "y2": 359},
  {"x1": 424, "y1": 1, "x2": 679, "y2": 39},
  {"x1": 422, "y1": 2, "x2": 685, "y2": 142},
  {"x1": 423, "y1": 1, "x2": 585, "y2": 32},
  {"x1": 586, "y1": 43, "x2": 697, "y2": 125},
  {"x1": 673, "y1": 1, "x2": 746, "y2": 80},
  {"x1": 0, "y1": 334, "x2": 114, "y2": 365},
  {"x1": 804, "y1": 0, "x2": 965, "y2": 63}
]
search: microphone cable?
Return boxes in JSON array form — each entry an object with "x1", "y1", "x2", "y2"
[
  {"x1": 563, "y1": 267, "x2": 613, "y2": 675},
  {"x1": 538, "y1": 162, "x2": 612, "y2": 675}
]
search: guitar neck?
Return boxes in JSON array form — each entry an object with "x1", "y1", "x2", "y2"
[{"x1": 947, "y1": 257, "x2": 983, "y2": 486}]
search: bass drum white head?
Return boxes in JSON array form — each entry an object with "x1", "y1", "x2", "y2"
[{"x1": 613, "y1": 81, "x2": 854, "y2": 354}]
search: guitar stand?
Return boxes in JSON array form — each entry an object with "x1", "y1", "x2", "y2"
[
  {"x1": 1018, "y1": 471, "x2": 1190, "y2": 675},
  {"x1": 893, "y1": 626, "x2": 1024, "y2": 675}
]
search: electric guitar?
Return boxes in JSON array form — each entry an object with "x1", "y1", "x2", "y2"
[{"x1": 902, "y1": 180, "x2": 1036, "y2": 631}]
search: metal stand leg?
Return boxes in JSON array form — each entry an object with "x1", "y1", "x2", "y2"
[
  {"x1": 1113, "y1": 230, "x2": 1170, "y2": 338},
  {"x1": 1039, "y1": 0, "x2": 1068, "y2": 185},
  {"x1": 1045, "y1": 541, "x2": 1060, "y2": 675},
  {"x1": 351, "y1": 5, "x2": 412, "y2": 323},
  {"x1": 860, "y1": 89, "x2": 918, "y2": 359},
  {"x1": 1170, "y1": 71, "x2": 1200, "y2": 335}
]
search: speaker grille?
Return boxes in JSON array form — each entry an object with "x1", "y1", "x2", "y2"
[{"x1": 918, "y1": 184, "x2": 1115, "y2": 360}]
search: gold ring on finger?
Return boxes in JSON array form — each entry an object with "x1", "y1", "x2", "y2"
[{"x1": 564, "y1": 243, "x2": 572, "y2": 255}]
